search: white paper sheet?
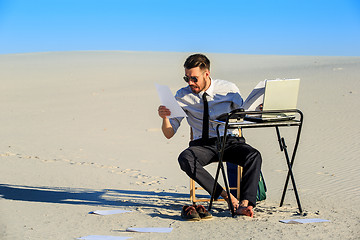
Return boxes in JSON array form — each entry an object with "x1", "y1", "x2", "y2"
[
  {"x1": 126, "y1": 227, "x2": 173, "y2": 233},
  {"x1": 89, "y1": 209, "x2": 132, "y2": 215},
  {"x1": 77, "y1": 235, "x2": 132, "y2": 240},
  {"x1": 155, "y1": 83, "x2": 187, "y2": 118},
  {"x1": 242, "y1": 80, "x2": 265, "y2": 111},
  {"x1": 280, "y1": 218, "x2": 330, "y2": 224}
]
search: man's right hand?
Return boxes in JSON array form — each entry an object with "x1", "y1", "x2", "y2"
[
  {"x1": 158, "y1": 105, "x2": 171, "y2": 119},
  {"x1": 158, "y1": 105, "x2": 175, "y2": 139}
]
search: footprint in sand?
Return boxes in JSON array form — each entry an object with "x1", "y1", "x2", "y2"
[
  {"x1": 4, "y1": 151, "x2": 166, "y2": 185},
  {"x1": 0, "y1": 152, "x2": 16, "y2": 157}
]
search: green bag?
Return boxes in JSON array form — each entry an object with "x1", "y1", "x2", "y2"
[
  {"x1": 256, "y1": 171, "x2": 267, "y2": 201},
  {"x1": 226, "y1": 163, "x2": 267, "y2": 201}
]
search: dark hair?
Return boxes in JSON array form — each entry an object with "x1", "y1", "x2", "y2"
[{"x1": 184, "y1": 53, "x2": 210, "y2": 71}]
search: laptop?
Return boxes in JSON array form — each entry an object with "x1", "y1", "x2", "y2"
[{"x1": 244, "y1": 78, "x2": 300, "y2": 122}]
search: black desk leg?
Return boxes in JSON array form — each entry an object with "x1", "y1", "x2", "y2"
[
  {"x1": 208, "y1": 135, "x2": 236, "y2": 217},
  {"x1": 209, "y1": 160, "x2": 236, "y2": 217},
  {"x1": 221, "y1": 161, "x2": 236, "y2": 217},
  {"x1": 209, "y1": 158, "x2": 222, "y2": 211},
  {"x1": 275, "y1": 125, "x2": 303, "y2": 213},
  {"x1": 279, "y1": 136, "x2": 303, "y2": 213}
]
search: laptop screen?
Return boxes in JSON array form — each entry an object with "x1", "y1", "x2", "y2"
[{"x1": 263, "y1": 79, "x2": 300, "y2": 111}]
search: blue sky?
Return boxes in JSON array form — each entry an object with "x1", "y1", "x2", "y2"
[{"x1": 0, "y1": 0, "x2": 359, "y2": 56}]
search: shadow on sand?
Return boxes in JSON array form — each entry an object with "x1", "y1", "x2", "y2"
[
  {"x1": 0, "y1": 184, "x2": 234, "y2": 220},
  {"x1": 0, "y1": 184, "x2": 213, "y2": 210}
]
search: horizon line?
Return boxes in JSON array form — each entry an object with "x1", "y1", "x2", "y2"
[{"x1": 1, "y1": 49, "x2": 359, "y2": 58}]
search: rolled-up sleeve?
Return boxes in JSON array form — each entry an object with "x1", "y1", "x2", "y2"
[
  {"x1": 232, "y1": 92, "x2": 244, "y2": 109},
  {"x1": 169, "y1": 117, "x2": 184, "y2": 134}
]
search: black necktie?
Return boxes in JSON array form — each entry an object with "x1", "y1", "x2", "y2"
[{"x1": 202, "y1": 93, "x2": 209, "y2": 140}]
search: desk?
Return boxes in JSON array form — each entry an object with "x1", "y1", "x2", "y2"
[{"x1": 208, "y1": 109, "x2": 303, "y2": 217}]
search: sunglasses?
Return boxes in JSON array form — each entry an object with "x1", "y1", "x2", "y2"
[{"x1": 183, "y1": 71, "x2": 205, "y2": 83}]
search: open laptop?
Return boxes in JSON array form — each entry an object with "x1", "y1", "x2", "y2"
[{"x1": 244, "y1": 78, "x2": 300, "y2": 122}]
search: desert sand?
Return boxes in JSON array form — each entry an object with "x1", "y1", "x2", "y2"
[{"x1": 0, "y1": 51, "x2": 359, "y2": 239}]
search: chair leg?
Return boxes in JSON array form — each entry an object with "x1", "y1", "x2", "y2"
[
  {"x1": 190, "y1": 178, "x2": 195, "y2": 203},
  {"x1": 237, "y1": 166, "x2": 242, "y2": 200},
  {"x1": 189, "y1": 167, "x2": 243, "y2": 203}
]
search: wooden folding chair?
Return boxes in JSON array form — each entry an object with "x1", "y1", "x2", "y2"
[{"x1": 189, "y1": 128, "x2": 243, "y2": 203}]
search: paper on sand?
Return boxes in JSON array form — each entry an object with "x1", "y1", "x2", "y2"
[
  {"x1": 77, "y1": 235, "x2": 132, "y2": 240},
  {"x1": 280, "y1": 218, "x2": 330, "y2": 224},
  {"x1": 126, "y1": 227, "x2": 173, "y2": 233},
  {"x1": 89, "y1": 209, "x2": 132, "y2": 215},
  {"x1": 155, "y1": 83, "x2": 187, "y2": 118}
]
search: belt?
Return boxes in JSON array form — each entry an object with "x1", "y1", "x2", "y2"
[{"x1": 189, "y1": 135, "x2": 243, "y2": 147}]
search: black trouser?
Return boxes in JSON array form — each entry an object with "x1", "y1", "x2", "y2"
[{"x1": 178, "y1": 136, "x2": 262, "y2": 207}]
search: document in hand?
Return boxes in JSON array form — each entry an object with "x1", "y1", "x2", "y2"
[{"x1": 155, "y1": 83, "x2": 187, "y2": 118}]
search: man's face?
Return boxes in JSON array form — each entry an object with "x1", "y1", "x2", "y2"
[{"x1": 184, "y1": 67, "x2": 210, "y2": 94}]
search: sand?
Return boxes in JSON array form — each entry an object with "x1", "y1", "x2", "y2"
[{"x1": 0, "y1": 51, "x2": 359, "y2": 239}]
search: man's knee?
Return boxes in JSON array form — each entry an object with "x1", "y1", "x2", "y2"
[
  {"x1": 245, "y1": 148, "x2": 262, "y2": 168},
  {"x1": 251, "y1": 149, "x2": 262, "y2": 167},
  {"x1": 178, "y1": 150, "x2": 192, "y2": 172}
]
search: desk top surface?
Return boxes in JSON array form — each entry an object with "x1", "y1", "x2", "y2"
[{"x1": 210, "y1": 119, "x2": 302, "y2": 128}]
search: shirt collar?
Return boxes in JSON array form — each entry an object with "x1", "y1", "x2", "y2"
[{"x1": 199, "y1": 78, "x2": 214, "y2": 98}]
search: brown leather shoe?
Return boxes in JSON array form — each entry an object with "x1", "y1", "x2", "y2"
[
  {"x1": 181, "y1": 205, "x2": 201, "y2": 221},
  {"x1": 194, "y1": 204, "x2": 213, "y2": 219}
]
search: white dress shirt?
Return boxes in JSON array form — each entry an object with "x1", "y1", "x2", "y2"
[{"x1": 170, "y1": 79, "x2": 244, "y2": 140}]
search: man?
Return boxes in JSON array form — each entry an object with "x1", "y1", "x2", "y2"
[{"x1": 158, "y1": 54, "x2": 262, "y2": 218}]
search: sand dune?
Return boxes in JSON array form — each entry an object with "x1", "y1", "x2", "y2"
[{"x1": 0, "y1": 51, "x2": 359, "y2": 239}]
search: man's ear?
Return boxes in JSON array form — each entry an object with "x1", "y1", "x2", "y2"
[{"x1": 205, "y1": 69, "x2": 210, "y2": 78}]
